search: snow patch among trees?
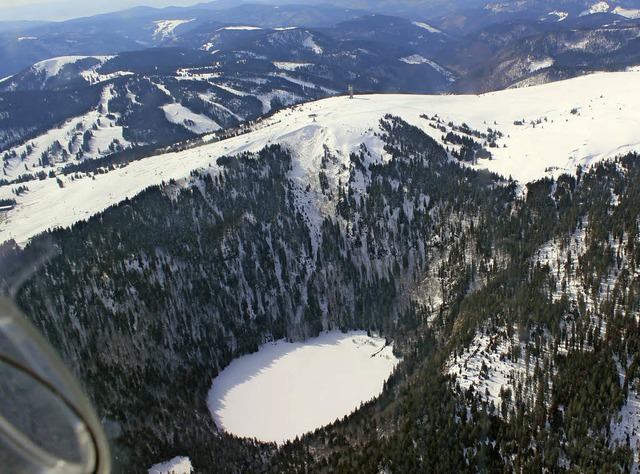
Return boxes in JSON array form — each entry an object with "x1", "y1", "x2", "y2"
[
  {"x1": 611, "y1": 387, "x2": 640, "y2": 471},
  {"x1": 303, "y1": 36, "x2": 323, "y2": 54},
  {"x1": 273, "y1": 61, "x2": 313, "y2": 71},
  {"x1": 529, "y1": 57, "x2": 554, "y2": 72},
  {"x1": 548, "y1": 11, "x2": 569, "y2": 21},
  {"x1": 399, "y1": 55, "x2": 453, "y2": 80},
  {"x1": 148, "y1": 456, "x2": 193, "y2": 474}
]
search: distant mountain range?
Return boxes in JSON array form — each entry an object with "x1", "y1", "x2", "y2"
[
  {"x1": 0, "y1": 12, "x2": 454, "y2": 164},
  {"x1": 446, "y1": 15, "x2": 640, "y2": 92},
  {"x1": 1, "y1": 1, "x2": 639, "y2": 165}
]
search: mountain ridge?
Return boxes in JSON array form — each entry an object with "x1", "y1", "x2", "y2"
[{"x1": 2, "y1": 71, "x2": 639, "y2": 248}]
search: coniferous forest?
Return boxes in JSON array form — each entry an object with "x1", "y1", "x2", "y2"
[{"x1": 6, "y1": 115, "x2": 640, "y2": 472}]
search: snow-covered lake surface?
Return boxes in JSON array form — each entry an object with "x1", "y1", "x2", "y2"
[{"x1": 207, "y1": 331, "x2": 399, "y2": 444}]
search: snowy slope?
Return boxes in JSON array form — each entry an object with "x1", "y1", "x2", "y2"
[
  {"x1": 153, "y1": 19, "x2": 195, "y2": 40},
  {"x1": 613, "y1": 6, "x2": 640, "y2": 19},
  {"x1": 1, "y1": 55, "x2": 117, "y2": 90},
  {"x1": 33, "y1": 56, "x2": 95, "y2": 81},
  {"x1": 162, "y1": 103, "x2": 221, "y2": 134},
  {"x1": 2, "y1": 71, "x2": 640, "y2": 246},
  {"x1": 1, "y1": 84, "x2": 130, "y2": 179}
]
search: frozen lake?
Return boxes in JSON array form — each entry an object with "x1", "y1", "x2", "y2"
[{"x1": 207, "y1": 331, "x2": 399, "y2": 443}]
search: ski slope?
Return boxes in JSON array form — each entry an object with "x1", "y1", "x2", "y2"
[{"x1": 2, "y1": 71, "x2": 640, "y2": 246}]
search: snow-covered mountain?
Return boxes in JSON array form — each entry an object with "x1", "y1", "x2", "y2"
[
  {"x1": 5, "y1": 69, "x2": 640, "y2": 471},
  {"x1": 3, "y1": 1, "x2": 640, "y2": 162},
  {"x1": 0, "y1": 17, "x2": 457, "y2": 167},
  {"x1": 2, "y1": 70, "x2": 639, "y2": 247},
  {"x1": 4, "y1": 4, "x2": 640, "y2": 471},
  {"x1": 436, "y1": 0, "x2": 640, "y2": 34},
  {"x1": 451, "y1": 19, "x2": 640, "y2": 92},
  {"x1": 0, "y1": 3, "x2": 371, "y2": 78}
]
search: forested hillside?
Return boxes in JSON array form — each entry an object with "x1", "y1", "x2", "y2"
[{"x1": 9, "y1": 113, "x2": 640, "y2": 472}]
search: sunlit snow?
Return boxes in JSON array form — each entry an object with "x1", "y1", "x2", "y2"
[
  {"x1": 613, "y1": 6, "x2": 640, "y2": 19},
  {"x1": 208, "y1": 331, "x2": 399, "y2": 443},
  {"x1": 580, "y1": 1, "x2": 610, "y2": 16},
  {"x1": 548, "y1": 11, "x2": 569, "y2": 21},
  {"x1": 148, "y1": 456, "x2": 193, "y2": 474},
  {"x1": 411, "y1": 21, "x2": 442, "y2": 34},
  {"x1": 162, "y1": 103, "x2": 221, "y2": 134},
  {"x1": 3, "y1": 71, "x2": 640, "y2": 247},
  {"x1": 219, "y1": 26, "x2": 263, "y2": 31},
  {"x1": 153, "y1": 19, "x2": 194, "y2": 39}
]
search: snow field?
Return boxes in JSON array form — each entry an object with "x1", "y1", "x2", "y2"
[
  {"x1": 153, "y1": 19, "x2": 194, "y2": 40},
  {"x1": 613, "y1": 6, "x2": 640, "y2": 19},
  {"x1": 207, "y1": 331, "x2": 399, "y2": 444},
  {"x1": 162, "y1": 103, "x2": 221, "y2": 134},
  {"x1": 3, "y1": 71, "x2": 640, "y2": 246},
  {"x1": 2, "y1": 84, "x2": 130, "y2": 180},
  {"x1": 219, "y1": 26, "x2": 264, "y2": 31},
  {"x1": 580, "y1": 1, "x2": 611, "y2": 16},
  {"x1": 148, "y1": 455, "x2": 193, "y2": 474},
  {"x1": 411, "y1": 21, "x2": 442, "y2": 34}
]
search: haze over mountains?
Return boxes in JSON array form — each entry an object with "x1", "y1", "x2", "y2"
[
  {"x1": 3, "y1": 1, "x2": 640, "y2": 473},
  {"x1": 2, "y1": 0, "x2": 640, "y2": 166}
]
